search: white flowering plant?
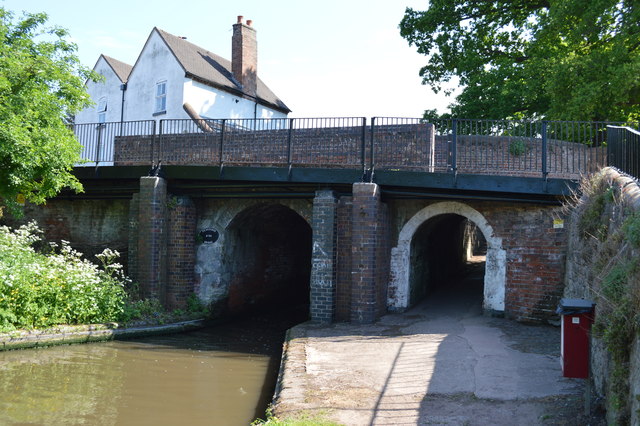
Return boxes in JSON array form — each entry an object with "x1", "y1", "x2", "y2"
[{"x1": 0, "y1": 222, "x2": 128, "y2": 331}]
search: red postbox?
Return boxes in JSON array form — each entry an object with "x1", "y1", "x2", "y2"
[{"x1": 557, "y1": 298, "x2": 595, "y2": 379}]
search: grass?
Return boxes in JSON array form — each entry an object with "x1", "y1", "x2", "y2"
[{"x1": 252, "y1": 408, "x2": 342, "y2": 426}]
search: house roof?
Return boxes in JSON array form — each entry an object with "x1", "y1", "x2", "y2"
[
  {"x1": 100, "y1": 55, "x2": 133, "y2": 83},
  {"x1": 154, "y1": 28, "x2": 290, "y2": 114}
]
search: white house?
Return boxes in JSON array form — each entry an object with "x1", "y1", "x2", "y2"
[{"x1": 74, "y1": 16, "x2": 290, "y2": 164}]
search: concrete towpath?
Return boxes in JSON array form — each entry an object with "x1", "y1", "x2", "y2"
[{"x1": 273, "y1": 287, "x2": 587, "y2": 425}]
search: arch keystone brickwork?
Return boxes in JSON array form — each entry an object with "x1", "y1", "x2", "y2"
[{"x1": 389, "y1": 201, "x2": 506, "y2": 313}]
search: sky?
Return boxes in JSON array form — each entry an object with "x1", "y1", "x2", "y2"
[{"x1": 1, "y1": 0, "x2": 459, "y2": 118}]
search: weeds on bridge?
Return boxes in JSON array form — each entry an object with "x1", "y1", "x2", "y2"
[{"x1": 567, "y1": 171, "x2": 640, "y2": 423}]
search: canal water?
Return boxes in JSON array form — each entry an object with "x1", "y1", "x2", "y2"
[{"x1": 0, "y1": 311, "x2": 304, "y2": 425}]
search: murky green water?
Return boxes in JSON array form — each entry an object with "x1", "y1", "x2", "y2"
[{"x1": 0, "y1": 313, "x2": 298, "y2": 425}]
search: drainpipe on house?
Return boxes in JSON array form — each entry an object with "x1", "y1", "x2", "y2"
[{"x1": 120, "y1": 83, "x2": 127, "y2": 124}]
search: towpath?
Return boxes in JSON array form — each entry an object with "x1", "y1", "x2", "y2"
[{"x1": 273, "y1": 274, "x2": 595, "y2": 425}]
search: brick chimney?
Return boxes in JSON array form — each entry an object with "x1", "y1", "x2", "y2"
[{"x1": 232, "y1": 16, "x2": 257, "y2": 97}]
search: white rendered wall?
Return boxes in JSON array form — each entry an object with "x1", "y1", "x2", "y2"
[
  {"x1": 74, "y1": 57, "x2": 124, "y2": 166},
  {"x1": 75, "y1": 57, "x2": 124, "y2": 125},
  {"x1": 124, "y1": 31, "x2": 188, "y2": 124},
  {"x1": 183, "y1": 79, "x2": 288, "y2": 120}
]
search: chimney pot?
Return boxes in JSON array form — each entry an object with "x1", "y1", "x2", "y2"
[
  {"x1": 246, "y1": 19, "x2": 252, "y2": 26},
  {"x1": 237, "y1": 15, "x2": 243, "y2": 24}
]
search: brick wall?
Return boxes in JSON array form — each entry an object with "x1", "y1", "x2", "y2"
[
  {"x1": 375, "y1": 202, "x2": 391, "y2": 317},
  {"x1": 166, "y1": 196, "x2": 197, "y2": 309},
  {"x1": 444, "y1": 135, "x2": 605, "y2": 179},
  {"x1": 335, "y1": 196, "x2": 353, "y2": 321},
  {"x1": 351, "y1": 183, "x2": 388, "y2": 323},
  {"x1": 389, "y1": 199, "x2": 567, "y2": 322},
  {"x1": 113, "y1": 124, "x2": 429, "y2": 169},
  {"x1": 310, "y1": 190, "x2": 338, "y2": 323},
  {"x1": 488, "y1": 206, "x2": 567, "y2": 322},
  {"x1": 128, "y1": 193, "x2": 139, "y2": 282},
  {"x1": 2, "y1": 199, "x2": 130, "y2": 270},
  {"x1": 112, "y1": 124, "x2": 597, "y2": 179},
  {"x1": 137, "y1": 176, "x2": 167, "y2": 301}
]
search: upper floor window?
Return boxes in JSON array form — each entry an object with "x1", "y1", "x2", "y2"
[
  {"x1": 155, "y1": 81, "x2": 167, "y2": 114},
  {"x1": 97, "y1": 97, "x2": 107, "y2": 123}
]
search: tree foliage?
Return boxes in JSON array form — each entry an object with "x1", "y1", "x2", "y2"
[
  {"x1": 400, "y1": 0, "x2": 640, "y2": 121},
  {"x1": 0, "y1": 8, "x2": 97, "y2": 216}
]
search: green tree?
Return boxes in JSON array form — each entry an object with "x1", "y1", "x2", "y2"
[
  {"x1": 0, "y1": 8, "x2": 97, "y2": 217},
  {"x1": 400, "y1": 0, "x2": 640, "y2": 122}
]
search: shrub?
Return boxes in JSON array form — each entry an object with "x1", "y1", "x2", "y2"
[
  {"x1": 508, "y1": 138, "x2": 527, "y2": 156},
  {"x1": 0, "y1": 222, "x2": 128, "y2": 331}
]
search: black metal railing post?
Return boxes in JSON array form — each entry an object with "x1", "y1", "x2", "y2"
[
  {"x1": 150, "y1": 120, "x2": 156, "y2": 164},
  {"x1": 219, "y1": 119, "x2": 226, "y2": 166},
  {"x1": 632, "y1": 129, "x2": 640, "y2": 178},
  {"x1": 287, "y1": 118, "x2": 294, "y2": 166},
  {"x1": 541, "y1": 120, "x2": 548, "y2": 178},
  {"x1": 361, "y1": 117, "x2": 367, "y2": 179},
  {"x1": 95, "y1": 123, "x2": 105, "y2": 164},
  {"x1": 369, "y1": 117, "x2": 376, "y2": 182},
  {"x1": 451, "y1": 118, "x2": 458, "y2": 174},
  {"x1": 158, "y1": 119, "x2": 166, "y2": 165}
]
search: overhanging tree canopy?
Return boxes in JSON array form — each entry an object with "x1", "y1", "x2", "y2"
[
  {"x1": 0, "y1": 8, "x2": 97, "y2": 216},
  {"x1": 400, "y1": 0, "x2": 640, "y2": 121}
]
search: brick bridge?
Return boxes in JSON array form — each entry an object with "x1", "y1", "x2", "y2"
[{"x1": 26, "y1": 118, "x2": 635, "y2": 323}]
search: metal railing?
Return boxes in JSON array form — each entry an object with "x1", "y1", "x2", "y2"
[
  {"x1": 607, "y1": 126, "x2": 640, "y2": 179},
  {"x1": 74, "y1": 120, "x2": 156, "y2": 165},
  {"x1": 72, "y1": 117, "x2": 640, "y2": 180}
]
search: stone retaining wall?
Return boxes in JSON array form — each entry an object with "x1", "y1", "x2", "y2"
[{"x1": 563, "y1": 167, "x2": 640, "y2": 424}]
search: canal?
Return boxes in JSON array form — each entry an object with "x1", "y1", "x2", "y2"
[{"x1": 0, "y1": 310, "x2": 305, "y2": 425}]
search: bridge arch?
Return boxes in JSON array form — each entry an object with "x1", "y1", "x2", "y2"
[
  {"x1": 389, "y1": 201, "x2": 506, "y2": 313},
  {"x1": 221, "y1": 202, "x2": 312, "y2": 315}
]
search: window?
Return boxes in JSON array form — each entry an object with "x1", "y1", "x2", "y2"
[
  {"x1": 155, "y1": 81, "x2": 167, "y2": 113},
  {"x1": 97, "y1": 97, "x2": 107, "y2": 123}
]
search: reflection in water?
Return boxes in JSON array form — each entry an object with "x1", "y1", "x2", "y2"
[{"x1": 0, "y1": 313, "x2": 297, "y2": 425}]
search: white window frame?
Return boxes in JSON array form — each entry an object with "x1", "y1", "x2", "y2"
[
  {"x1": 155, "y1": 81, "x2": 167, "y2": 114},
  {"x1": 97, "y1": 97, "x2": 107, "y2": 123}
]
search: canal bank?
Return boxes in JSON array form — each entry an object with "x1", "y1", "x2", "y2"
[
  {"x1": 273, "y1": 297, "x2": 603, "y2": 425},
  {"x1": 0, "y1": 319, "x2": 206, "y2": 351}
]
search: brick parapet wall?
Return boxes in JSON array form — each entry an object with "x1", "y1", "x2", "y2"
[
  {"x1": 112, "y1": 125, "x2": 597, "y2": 179},
  {"x1": 437, "y1": 135, "x2": 605, "y2": 178},
  {"x1": 137, "y1": 176, "x2": 168, "y2": 301},
  {"x1": 114, "y1": 125, "x2": 431, "y2": 169},
  {"x1": 310, "y1": 190, "x2": 338, "y2": 323},
  {"x1": 166, "y1": 196, "x2": 197, "y2": 309}
]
